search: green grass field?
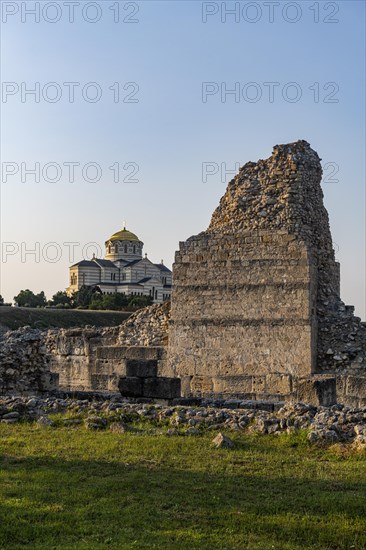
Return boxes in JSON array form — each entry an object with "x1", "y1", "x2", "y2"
[
  {"x1": 0, "y1": 422, "x2": 365, "y2": 550},
  {"x1": 0, "y1": 306, "x2": 130, "y2": 330}
]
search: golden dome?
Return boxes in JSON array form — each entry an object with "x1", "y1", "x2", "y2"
[{"x1": 107, "y1": 227, "x2": 140, "y2": 242}]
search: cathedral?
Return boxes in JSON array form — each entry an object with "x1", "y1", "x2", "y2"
[{"x1": 67, "y1": 225, "x2": 172, "y2": 303}]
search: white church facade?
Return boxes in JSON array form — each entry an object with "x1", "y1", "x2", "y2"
[{"x1": 67, "y1": 226, "x2": 172, "y2": 304}]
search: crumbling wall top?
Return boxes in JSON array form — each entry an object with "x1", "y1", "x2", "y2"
[{"x1": 208, "y1": 140, "x2": 332, "y2": 258}]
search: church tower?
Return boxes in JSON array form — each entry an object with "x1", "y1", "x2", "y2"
[{"x1": 104, "y1": 224, "x2": 144, "y2": 263}]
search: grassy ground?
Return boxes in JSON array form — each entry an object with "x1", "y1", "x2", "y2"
[
  {"x1": 0, "y1": 306, "x2": 130, "y2": 330},
  {"x1": 0, "y1": 420, "x2": 365, "y2": 550}
]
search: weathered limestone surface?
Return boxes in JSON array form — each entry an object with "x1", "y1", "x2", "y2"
[
  {"x1": 0, "y1": 327, "x2": 57, "y2": 394},
  {"x1": 169, "y1": 232, "x2": 317, "y2": 379},
  {"x1": 167, "y1": 140, "x2": 366, "y2": 398}
]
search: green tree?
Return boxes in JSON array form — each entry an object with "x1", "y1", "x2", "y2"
[
  {"x1": 14, "y1": 289, "x2": 47, "y2": 308},
  {"x1": 73, "y1": 286, "x2": 97, "y2": 309},
  {"x1": 88, "y1": 293, "x2": 104, "y2": 310},
  {"x1": 74, "y1": 289, "x2": 153, "y2": 311},
  {"x1": 0, "y1": 295, "x2": 4, "y2": 305},
  {"x1": 89, "y1": 292, "x2": 128, "y2": 311},
  {"x1": 49, "y1": 291, "x2": 72, "y2": 307}
]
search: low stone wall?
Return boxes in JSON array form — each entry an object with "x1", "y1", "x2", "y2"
[
  {"x1": 45, "y1": 327, "x2": 117, "y2": 391},
  {"x1": 169, "y1": 371, "x2": 366, "y2": 408},
  {"x1": 1, "y1": 395, "x2": 365, "y2": 450},
  {"x1": 94, "y1": 346, "x2": 168, "y2": 392},
  {"x1": 0, "y1": 303, "x2": 171, "y2": 396},
  {"x1": 336, "y1": 375, "x2": 366, "y2": 408},
  {"x1": 44, "y1": 302, "x2": 171, "y2": 392}
]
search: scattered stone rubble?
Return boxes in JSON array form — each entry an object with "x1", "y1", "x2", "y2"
[
  {"x1": 0, "y1": 394, "x2": 365, "y2": 450},
  {"x1": 0, "y1": 327, "x2": 53, "y2": 394},
  {"x1": 117, "y1": 301, "x2": 170, "y2": 346},
  {"x1": 44, "y1": 300, "x2": 170, "y2": 351},
  {"x1": 42, "y1": 301, "x2": 170, "y2": 355}
]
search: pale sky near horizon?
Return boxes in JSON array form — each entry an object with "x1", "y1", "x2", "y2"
[{"x1": 1, "y1": 0, "x2": 365, "y2": 318}]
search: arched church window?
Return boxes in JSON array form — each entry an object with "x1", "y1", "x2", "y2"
[
  {"x1": 108, "y1": 245, "x2": 111, "y2": 254},
  {"x1": 114, "y1": 245, "x2": 118, "y2": 253},
  {"x1": 133, "y1": 245, "x2": 136, "y2": 254},
  {"x1": 124, "y1": 245, "x2": 127, "y2": 253}
]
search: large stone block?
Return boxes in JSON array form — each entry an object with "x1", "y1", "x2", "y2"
[
  {"x1": 142, "y1": 377, "x2": 181, "y2": 399},
  {"x1": 265, "y1": 373, "x2": 292, "y2": 395},
  {"x1": 94, "y1": 359, "x2": 125, "y2": 376},
  {"x1": 191, "y1": 376, "x2": 213, "y2": 394},
  {"x1": 97, "y1": 346, "x2": 166, "y2": 361},
  {"x1": 346, "y1": 376, "x2": 366, "y2": 398},
  {"x1": 118, "y1": 377, "x2": 143, "y2": 397},
  {"x1": 180, "y1": 375, "x2": 193, "y2": 396},
  {"x1": 213, "y1": 376, "x2": 252, "y2": 394},
  {"x1": 91, "y1": 374, "x2": 112, "y2": 391},
  {"x1": 39, "y1": 372, "x2": 59, "y2": 391},
  {"x1": 126, "y1": 360, "x2": 158, "y2": 378},
  {"x1": 296, "y1": 377, "x2": 336, "y2": 406},
  {"x1": 252, "y1": 376, "x2": 267, "y2": 393}
]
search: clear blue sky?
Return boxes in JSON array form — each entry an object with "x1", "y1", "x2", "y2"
[{"x1": 1, "y1": 0, "x2": 365, "y2": 318}]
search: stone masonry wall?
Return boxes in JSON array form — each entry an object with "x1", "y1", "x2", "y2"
[
  {"x1": 169, "y1": 231, "x2": 317, "y2": 381},
  {"x1": 167, "y1": 140, "x2": 366, "y2": 398}
]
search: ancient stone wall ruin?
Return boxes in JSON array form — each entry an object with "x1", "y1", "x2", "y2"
[
  {"x1": 0, "y1": 303, "x2": 171, "y2": 395},
  {"x1": 1, "y1": 141, "x2": 366, "y2": 408},
  {"x1": 45, "y1": 301, "x2": 171, "y2": 393},
  {"x1": 167, "y1": 140, "x2": 366, "y2": 403}
]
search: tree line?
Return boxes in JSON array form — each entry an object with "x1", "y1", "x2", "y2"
[{"x1": 1, "y1": 287, "x2": 153, "y2": 311}]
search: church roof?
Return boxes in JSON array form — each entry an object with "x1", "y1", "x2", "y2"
[
  {"x1": 70, "y1": 260, "x2": 99, "y2": 268},
  {"x1": 107, "y1": 227, "x2": 141, "y2": 243},
  {"x1": 93, "y1": 259, "x2": 118, "y2": 268},
  {"x1": 71, "y1": 258, "x2": 117, "y2": 269},
  {"x1": 137, "y1": 277, "x2": 152, "y2": 284},
  {"x1": 96, "y1": 282, "x2": 143, "y2": 287},
  {"x1": 154, "y1": 263, "x2": 171, "y2": 273},
  {"x1": 124, "y1": 259, "x2": 142, "y2": 267}
]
